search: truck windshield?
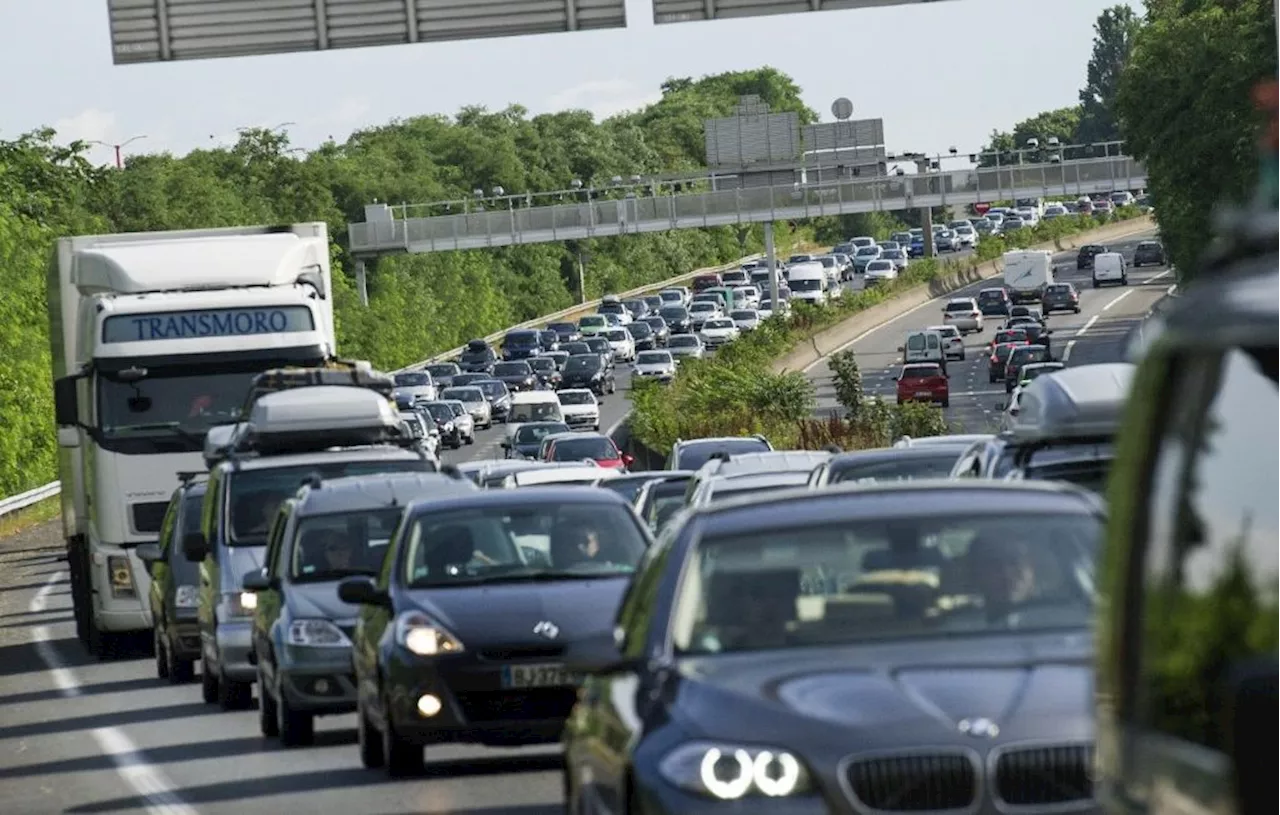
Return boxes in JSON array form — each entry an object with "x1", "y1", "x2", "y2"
[
  {"x1": 97, "y1": 364, "x2": 278, "y2": 439},
  {"x1": 227, "y1": 460, "x2": 429, "y2": 546}
]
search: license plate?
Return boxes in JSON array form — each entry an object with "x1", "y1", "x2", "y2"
[
  {"x1": 916, "y1": 391, "x2": 932, "y2": 398},
  {"x1": 500, "y1": 663, "x2": 582, "y2": 689}
]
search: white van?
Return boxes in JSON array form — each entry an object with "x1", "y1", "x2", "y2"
[
  {"x1": 1091, "y1": 252, "x2": 1128, "y2": 288},
  {"x1": 786, "y1": 262, "x2": 828, "y2": 305},
  {"x1": 508, "y1": 391, "x2": 563, "y2": 423},
  {"x1": 900, "y1": 329, "x2": 947, "y2": 371}
]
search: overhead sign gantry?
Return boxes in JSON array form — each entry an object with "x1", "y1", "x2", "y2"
[{"x1": 651, "y1": 0, "x2": 958, "y2": 25}]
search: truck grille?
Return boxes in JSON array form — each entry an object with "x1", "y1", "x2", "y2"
[
  {"x1": 131, "y1": 502, "x2": 170, "y2": 534},
  {"x1": 843, "y1": 750, "x2": 977, "y2": 811},
  {"x1": 992, "y1": 743, "x2": 1094, "y2": 807}
]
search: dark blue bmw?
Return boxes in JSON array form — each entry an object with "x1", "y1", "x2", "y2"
[{"x1": 339, "y1": 487, "x2": 653, "y2": 777}]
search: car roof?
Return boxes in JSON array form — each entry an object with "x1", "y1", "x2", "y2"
[
  {"x1": 1009, "y1": 362, "x2": 1135, "y2": 442},
  {"x1": 294, "y1": 472, "x2": 474, "y2": 517},
  {"x1": 829, "y1": 446, "x2": 966, "y2": 467},
  {"x1": 695, "y1": 449, "x2": 830, "y2": 478},
  {"x1": 229, "y1": 445, "x2": 427, "y2": 472}
]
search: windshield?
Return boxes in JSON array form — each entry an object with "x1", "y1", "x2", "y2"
[
  {"x1": 660, "y1": 291, "x2": 682, "y2": 302},
  {"x1": 604, "y1": 330, "x2": 628, "y2": 342},
  {"x1": 585, "y1": 339, "x2": 611, "y2": 353},
  {"x1": 703, "y1": 320, "x2": 733, "y2": 330},
  {"x1": 730, "y1": 311, "x2": 756, "y2": 321},
  {"x1": 228, "y1": 460, "x2": 428, "y2": 545},
  {"x1": 883, "y1": 250, "x2": 904, "y2": 259},
  {"x1": 493, "y1": 362, "x2": 531, "y2": 377},
  {"x1": 515, "y1": 423, "x2": 569, "y2": 444},
  {"x1": 558, "y1": 391, "x2": 596, "y2": 405},
  {"x1": 394, "y1": 372, "x2": 432, "y2": 388},
  {"x1": 708, "y1": 473, "x2": 809, "y2": 502},
  {"x1": 677, "y1": 439, "x2": 770, "y2": 470},
  {"x1": 422, "y1": 403, "x2": 452, "y2": 422},
  {"x1": 660, "y1": 307, "x2": 688, "y2": 320},
  {"x1": 628, "y1": 322, "x2": 652, "y2": 337},
  {"x1": 580, "y1": 316, "x2": 606, "y2": 327},
  {"x1": 831, "y1": 452, "x2": 962, "y2": 483},
  {"x1": 425, "y1": 364, "x2": 457, "y2": 378},
  {"x1": 441, "y1": 387, "x2": 483, "y2": 403},
  {"x1": 551, "y1": 436, "x2": 618, "y2": 461},
  {"x1": 867, "y1": 261, "x2": 893, "y2": 272},
  {"x1": 903, "y1": 364, "x2": 943, "y2": 378},
  {"x1": 403, "y1": 502, "x2": 648, "y2": 586},
  {"x1": 669, "y1": 336, "x2": 700, "y2": 348},
  {"x1": 290, "y1": 508, "x2": 401, "y2": 582},
  {"x1": 1010, "y1": 347, "x2": 1051, "y2": 366},
  {"x1": 476, "y1": 381, "x2": 508, "y2": 398},
  {"x1": 995, "y1": 331, "x2": 1027, "y2": 344},
  {"x1": 670, "y1": 510, "x2": 1100, "y2": 655},
  {"x1": 690, "y1": 302, "x2": 717, "y2": 312},
  {"x1": 528, "y1": 358, "x2": 554, "y2": 372},
  {"x1": 461, "y1": 348, "x2": 492, "y2": 361},
  {"x1": 97, "y1": 363, "x2": 279, "y2": 438},
  {"x1": 637, "y1": 352, "x2": 672, "y2": 365},
  {"x1": 790, "y1": 278, "x2": 822, "y2": 291},
  {"x1": 641, "y1": 480, "x2": 690, "y2": 531},
  {"x1": 564, "y1": 356, "x2": 601, "y2": 373},
  {"x1": 946, "y1": 301, "x2": 973, "y2": 312},
  {"x1": 856, "y1": 247, "x2": 879, "y2": 256}
]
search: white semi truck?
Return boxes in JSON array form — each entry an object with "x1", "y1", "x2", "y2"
[{"x1": 48, "y1": 224, "x2": 337, "y2": 657}]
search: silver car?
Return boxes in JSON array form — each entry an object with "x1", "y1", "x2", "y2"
[
  {"x1": 667, "y1": 334, "x2": 705, "y2": 361},
  {"x1": 439, "y1": 386, "x2": 492, "y2": 429},
  {"x1": 392, "y1": 370, "x2": 437, "y2": 403},
  {"x1": 730, "y1": 309, "x2": 761, "y2": 331},
  {"x1": 633, "y1": 350, "x2": 676, "y2": 383},
  {"x1": 438, "y1": 399, "x2": 476, "y2": 443}
]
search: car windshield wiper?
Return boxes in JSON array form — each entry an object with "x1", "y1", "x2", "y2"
[{"x1": 410, "y1": 567, "x2": 631, "y2": 589}]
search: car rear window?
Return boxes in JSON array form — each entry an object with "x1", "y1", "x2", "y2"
[
  {"x1": 903, "y1": 364, "x2": 942, "y2": 378},
  {"x1": 945, "y1": 302, "x2": 973, "y2": 312},
  {"x1": 978, "y1": 290, "x2": 1005, "y2": 301},
  {"x1": 906, "y1": 334, "x2": 926, "y2": 350}
]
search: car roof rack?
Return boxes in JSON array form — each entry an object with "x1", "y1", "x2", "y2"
[{"x1": 1007, "y1": 363, "x2": 1134, "y2": 466}]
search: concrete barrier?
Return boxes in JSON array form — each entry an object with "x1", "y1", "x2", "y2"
[{"x1": 772, "y1": 215, "x2": 1156, "y2": 375}]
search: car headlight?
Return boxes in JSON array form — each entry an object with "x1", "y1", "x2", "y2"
[
  {"x1": 444, "y1": 421, "x2": 455, "y2": 432},
  {"x1": 174, "y1": 584, "x2": 199, "y2": 608},
  {"x1": 287, "y1": 619, "x2": 352, "y2": 647},
  {"x1": 658, "y1": 742, "x2": 812, "y2": 800},
  {"x1": 395, "y1": 611, "x2": 464, "y2": 656},
  {"x1": 220, "y1": 590, "x2": 256, "y2": 618}
]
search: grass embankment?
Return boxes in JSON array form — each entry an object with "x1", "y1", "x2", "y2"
[{"x1": 629, "y1": 208, "x2": 1146, "y2": 455}]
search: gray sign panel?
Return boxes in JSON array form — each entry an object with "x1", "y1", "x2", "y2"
[
  {"x1": 801, "y1": 119, "x2": 885, "y2": 151},
  {"x1": 704, "y1": 111, "x2": 801, "y2": 168},
  {"x1": 106, "y1": 0, "x2": 627, "y2": 64},
  {"x1": 653, "y1": 0, "x2": 956, "y2": 24}
]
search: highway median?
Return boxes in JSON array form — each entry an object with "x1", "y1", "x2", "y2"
[{"x1": 627, "y1": 208, "x2": 1152, "y2": 460}]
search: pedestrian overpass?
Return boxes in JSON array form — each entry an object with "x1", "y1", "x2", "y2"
[{"x1": 348, "y1": 155, "x2": 1146, "y2": 257}]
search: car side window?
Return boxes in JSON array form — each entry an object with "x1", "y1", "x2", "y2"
[
  {"x1": 1137, "y1": 347, "x2": 1279, "y2": 750},
  {"x1": 263, "y1": 503, "x2": 291, "y2": 578},
  {"x1": 157, "y1": 493, "x2": 180, "y2": 556},
  {"x1": 614, "y1": 527, "x2": 678, "y2": 659}
]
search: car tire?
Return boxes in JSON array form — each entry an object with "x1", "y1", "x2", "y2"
[
  {"x1": 465, "y1": 435, "x2": 474, "y2": 445},
  {"x1": 258, "y1": 668, "x2": 280, "y2": 737},
  {"x1": 201, "y1": 656, "x2": 219, "y2": 704},
  {"x1": 169, "y1": 647, "x2": 195, "y2": 684},
  {"x1": 989, "y1": 374, "x2": 997, "y2": 383},
  {"x1": 154, "y1": 628, "x2": 169, "y2": 679},
  {"x1": 382, "y1": 703, "x2": 424, "y2": 778},
  {"x1": 277, "y1": 692, "x2": 315, "y2": 747},
  {"x1": 1121, "y1": 276, "x2": 1129, "y2": 286},
  {"x1": 358, "y1": 698, "x2": 385, "y2": 768},
  {"x1": 1074, "y1": 306, "x2": 1081, "y2": 314},
  {"x1": 943, "y1": 399, "x2": 950, "y2": 408},
  {"x1": 218, "y1": 670, "x2": 252, "y2": 711},
  {"x1": 1092, "y1": 280, "x2": 1100, "y2": 289},
  {"x1": 593, "y1": 424, "x2": 600, "y2": 432}
]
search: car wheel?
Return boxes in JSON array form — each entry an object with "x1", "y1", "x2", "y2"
[
  {"x1": 154, "y1": 628, "x2": 169, "y2": 679},
  {"x1": 218, "y1": 670, "x2": 252, "y2": 711},
  {"x1": 258, "y1": 667, "x2": 280, "y2": 737},
  {"x1": 358, "y1": 697, "x2": 385, "y2": 769},
  {"x1": 465, "y1": 434, "x2": 474, "y2": 445},
  {"x1": 989, "y1": 374, "x2": 997, "y2": 383},
  {"x1": 201, "y1": 656, "x2": 219, "y2": 704},
  {"x1": 277, "y1": 690, "x2": 315, "y2": 747},
  {"x1": 1074, "y1": 306, "x2": 1081, "y2": 313},
  {"x1": 1092, "y1": 280, "x2": 1100, "y2": 289},
  {"x1": 169, "y1": 646, "x2": 195, "y2": 684},
  {"x1": 593, "y1": 424, "x2": 600, "y2": 432},
  {"x1": 382, "y1": 700, "x2": 425, "y2": 777},
  {"x1": 1121, "y1": 276, "x2": 1128, "y2": 285},
  {"x1": 959, "y1": 351, "x2": 965, "y2": 361},
  {"x1": 943, "y1": 399, "x2": 950, "y2": 408}
]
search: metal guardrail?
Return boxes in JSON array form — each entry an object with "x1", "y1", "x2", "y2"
[
  {"x1": 350, "y1": 156, "x2": 1148, "y2": 254},
  {"x1": 0, "y1": 481, "x2": 61, "y2": 518},
  {"x1": 393, "y1": 252, "x2": 763, "y2": 372}
]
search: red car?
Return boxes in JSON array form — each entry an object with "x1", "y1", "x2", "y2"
[
  {"x1": 989, "y1": 327, "x2": 1028, "y2": 352},
  {"x1": 543, "y1": 433, "x2": 634, "y2": 470},
  {"x1": 988, "y1": 341, "x2": 1029, "y2": 383},
  {"x1": 896, "y1": 363, "x2": 950, "y2": 408},
  {"x1": 692, "y1": 274, "x2": 723, "y2": 292}
]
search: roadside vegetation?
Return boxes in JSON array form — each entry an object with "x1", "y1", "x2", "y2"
[{"x1": 628, "y1": 207, "x2": 1145, "y2": 455}]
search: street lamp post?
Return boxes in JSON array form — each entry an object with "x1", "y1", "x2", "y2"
[{"x1": 91, "y1": 135, "x2": 147, "y2": 169}]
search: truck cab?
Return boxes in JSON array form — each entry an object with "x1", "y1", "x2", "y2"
[{"x1": 49, "y1": 224, "x2": 337, "y2": 657}]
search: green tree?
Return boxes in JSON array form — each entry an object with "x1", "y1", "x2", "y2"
[
  {"x1": 1077, "y1": 5, "x2": 1142, "y2": 145},
  {"x1": 980, "y1": 107, "x2": 1084, "y2": 165}
]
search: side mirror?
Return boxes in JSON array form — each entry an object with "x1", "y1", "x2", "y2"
[
  {"x1": 242, "y1": 568, "x2": 273, "y2": 592},
  {"x1": 338, "y1": 576, "x2": 391, "y2": 608},
  {"x1": 54, "y1": 376, "x2": 80, "y2": 427},
  {"x1": 135, "y1": 542, "x2": 162, "y2": 575},
  {"x1": 622, "y1": 453, "x2": 635, "y2": 466},
  {"x1": 182, "y1": 530, "x2": 208, "y2": 563}
]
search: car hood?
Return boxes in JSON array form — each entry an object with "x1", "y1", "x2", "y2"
[
  {"x1": 411, "y1": 576, "x2": 631, "y2": 646},
  {"x1": 669, "y1": 631, "x2": 1094, "y2": 747},
  {"x1": 287, "y1": 580, "x2": 361, "y2": 623}
]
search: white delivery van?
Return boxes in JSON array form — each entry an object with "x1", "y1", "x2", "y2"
[
  {"x1": 508, "y1": 390, "x2": 564, "y2": 423},
  {"x1": 900, "y1": 329, "x2": 947, "y2": 372},
  {"x1": 1002, "y1": 250, "x2": 1055, "y2": 304},
  {"x1": 1091, "y1": 252, "x2": 1128, "y2": 288},
  {"x1": 786, "y1": 262, "x2": 829, "y2": 305}
]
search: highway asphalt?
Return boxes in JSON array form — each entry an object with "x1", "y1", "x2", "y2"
[{"x1": 0, "y1": 234, "x2": 1161, "y2": 815}]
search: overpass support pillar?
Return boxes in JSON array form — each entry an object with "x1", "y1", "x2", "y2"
[
  {"x1": 355, "y1": 259, "x2": 369, "y2": 307},
  {"x1": 764, "y1": 221, "x2": 780, "y2": 314}
]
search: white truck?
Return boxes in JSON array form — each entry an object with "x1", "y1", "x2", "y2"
[
  {"x1": 1002, "y1": 249, "x2": 1055, "y2": 304},
  {"x1": 49, "y1": 223, "x2": 337, "y2": 657}
]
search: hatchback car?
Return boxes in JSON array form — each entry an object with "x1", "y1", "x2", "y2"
[
  {"x1": 1004, "y1": 344, "x2": 1055, "y2": 392},
  {"x1": 989, "y1": 341, "x2": 1028, "y2": 382},
  {"x1": 559, "y1": 354, "x2": 615, "y2": 397},
  {"x1": 1077, "y1": 244, "x2": 1108, "y2": 269},
  {"x1": 926, "y1": 324, "x2": 965, "y2": 360},
  {"x1": 633, "y1": 350, "x2": 677, "y2": 383},
  {"x1": 896, "y1": 362, "x2": 950, "y2": 407},
  {"x1": 1132, "y1": 240, "x2": 1166, "y2": 267},
  {"x1": 137, "y1": 480, "x2": 207, "y2": 684},
  {"x1": 976, "y1": 287, "x2": 1012, "y2": 316},
  {"x1": 941, "y1": 297, "x2": 983, "y2": 334},
  {"x1": 1042, "y1": 282, "x2": 1081, "y2": 314}
]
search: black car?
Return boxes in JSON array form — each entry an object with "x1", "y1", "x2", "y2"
[
  {"x1": 1004, "y1": 344, "x2": 1054, "y2": 392},
  {"x1": 622, "y1": 298, "x2": 650, "y2": 320},
  {"x1": 136, "y1": 480, "x2": 206, "y2": 683},
  {"x1": 459, "y1": 339, "x2": 497, "y2": 373},
  {"x1": 1132, "y1": 240, "x2": 1166, "y2": 267},
  {"x1": 1008, "y1": 305, "x2": 1046, "y2": 325},
  {"x1": 502, "y1": 421, "x2": 570, "y2": 459},
  {"x1": 560, "y1": 354, "x2": 615, "y2": 396},
  {"x1": 473, "y1": 379, "x2": 513, "y2": 421},
  {"x1": 626, "y1": 320, "x2": 656, "y2": 352},
  {"x1": 1042, "y1": 282, "x2": 1081, "y2": 314},
  {"x1": 538, "y1": 330, "x2": 560, "y2": 353},
  {"x1": 976, "y1": 287, "x2": 1012, "y2": 317},
  {"x1": 989, "y1": 341, "x2": 1024, "y2": 382},
  {"x1": 644, "y1": 315, "x2": 671, "y2": 346},
  {"x1": 1077, "y1": 244, "x2": 1108, "y2": 269},
  {"x1": 561, "y1": 341, "x2": 592, "y2": 357},
  {"x1": 526, "y1": 356, "x2": 561, "y2": 389},
  {"x1": 419, "y1": 401, "x2": 464, "y2": 448},
  {"x1": 501, "y1": 330, "x2": 542, "y2": 361},
  {"x1": 583, "y1": 337, "x2": 616, "y2": 366},
  {"x1": 547, "y1": 321, "x2": 581, "y2": 344},
  {"x1": 1013, "y1": 320, "x2": 1053, "y2": 351},
  {"x1": 491, "y1": 361, "x2": 538, "y2": 393},
  {"x1": 340, "y1": 488, "x2": 653, "y2": 775},
  {"x1": 659, "y1": 305, "x2": 692, "y2": 334},
  {"x1": 562, "y1": 480, "x2": 1105, "y2": 814}
]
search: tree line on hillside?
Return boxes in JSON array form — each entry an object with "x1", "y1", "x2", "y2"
[{"x1": 981, "y1": 2, "x2": 1277, "y2": 278}]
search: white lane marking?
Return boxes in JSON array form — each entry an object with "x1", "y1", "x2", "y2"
[
  {"x1": 1075, "y1": 315, "x2": 1100, "y2": 337},
  {"x1": 1062, "y1": 341, "x2": 1077, "y2": 362},
  {"x1": 1102, "y1": 289, "x2": 1133, "y2": 311},
  {"x1": 27, "y1": 572, "x2": 198, "y2": 815}
]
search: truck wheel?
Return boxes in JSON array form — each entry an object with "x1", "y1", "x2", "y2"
[
  {"x1": 201, "y1": 656, "x2": 219, "y2": 703},
  {"x1": 943, "y1": 399, "x2": 950, "y2": 408}
]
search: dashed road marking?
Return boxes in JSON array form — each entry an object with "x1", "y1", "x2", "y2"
[{"x1": 1102, "y1": 289, "x2": 1133, "y2": 311}]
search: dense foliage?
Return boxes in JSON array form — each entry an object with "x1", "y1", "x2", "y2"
[{"x1": 0, "y1": 68, "x2": 820, "y2": 496}]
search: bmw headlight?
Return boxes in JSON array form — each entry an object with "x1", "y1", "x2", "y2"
[
  {"x1": 658, "y1": 742, "x2": 812, "y2": 800},
  {"x1": 287, "y1": 619, "x2": 351, "y2": 647},
  {"x1": 395, "y1": 611, "x2": 464, "y2": 656}
]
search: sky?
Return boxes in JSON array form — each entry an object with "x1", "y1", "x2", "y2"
[{"x1": 0, "y1": 0, "x2": 1134, "y2": 169}]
